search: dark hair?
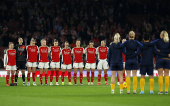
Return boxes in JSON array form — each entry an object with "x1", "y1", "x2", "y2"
[
  {"x1": 9, "y1": 42, "x2": 14, "y2": 46},
  {"x1": 18, "y1": 37, "x2": 22, "y2": 41},
  {"x1": 143, "y1": 33, "x2": 150, "y2": 41},
  {"x1": 101, "y1": 40, "x2": 106, "y2": 43},
  {"x1": 76, "y1": 39, "x2": 81, "y2": 42},
  {"x1": 54, "y1": 39, "x2": 58, "y2": 42},
  {"x1": 65, "y1": 41, "x2": 69, "y2": 44},
  {"x1": 89, "y1": 40, "x2": 94, "y2": 44}
]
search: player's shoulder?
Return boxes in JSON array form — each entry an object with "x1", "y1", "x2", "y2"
[{"x1": 4, "y1": 49, "x2": 8, "y2": 53}]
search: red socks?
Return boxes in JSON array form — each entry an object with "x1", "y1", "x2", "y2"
[
  {"x1": 56, "y1": 71, "x2": 59, "y2": 82},
  {"x1": 6, "y1": 75, "x2": 9, "y2": 84},
  {"x1": 117, "y1": 73, "x2": 119, "y2": 82},
  {"x1": 50, "y1": 71, "x2": 54, "y2": 82},
  {"x1": 98, "y1": 74, "x2": 101, "y2": 83},
  {"x1": 104, "y1": 74, "x2": 108, "y2": 82},
  {"x1": 40, "y1": 74, "x2": 42, "y2": 84},
  {"x1": 32, "y1": 73, "x2": 35, "y2": 82},
  {"x1": 27, "y1": 73, "x2": 30, "y2": 82},
  {"x1": 80, "y1": 73, "x2": 83, "y2": 83},
  {"x1": 61, "y1": 72, "x2": 65, "y2": 82},
  {"x1": 73, "y1": 73, "x2": 77, "y2": 83},
  {"x1": 45, "y1": 74, "x2": 48, "y2": 84},
  {"x1": 91, "y1": 72, "x2": 94, "y2": 83},
  {"x1": 87, "y1": 72, "x2": 90, "y2": 82},
  {"x1": 68, "y1": 72, "x2": 71, "y2": 82},
  {"x1": 11, "y1": 75, "x2": 14, "y2": 83},
  {"x1": 123, "y1": 73, "x2": 125, "y2": 82}
]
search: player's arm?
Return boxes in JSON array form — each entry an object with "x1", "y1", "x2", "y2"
[
  {"x1": 71, "y1": 48, "x2": 74, "y2": 56},
  {"x1": 4, "y1": 50, "x2": 7, "y2": 68},
  {"x1": 126, "y1": 47, "x2": 141, "y2": 60},
  {"x1": 153, "y1": 46, "x2": 169, "y2": 57},
  {"x1": 107, "y1": 45, "x2": 112, "y2": 67},
  {"x1": 113, "y1": 41, "x2": 127, "y2": 49},
  {"x1": 48, "y1": 47, "x2": 51, "y2": 56},
  {"x1": 142, "y1": 39, "x2": 159, "y2": 46}
]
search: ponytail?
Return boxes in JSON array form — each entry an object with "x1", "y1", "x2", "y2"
[
  {"x1": 113, "y1": 33, "x2": 120, "y2": 44},
  {"x1": 161, "y1": 30, "x2": 169, "y2": 43}
]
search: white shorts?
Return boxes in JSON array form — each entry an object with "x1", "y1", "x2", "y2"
[
  {"x1": 50, "y1": 62, "x2": 60, "y2": 68},
  {"x1": 6, "y1": 65, "x2": 17, "y2": 71},
  {"x1": 27, "y1": 62, "x2": 37, "y2": 67},
  {"x1": 73, "y1": 62, "x2": 84, "y2": 68},
  {"x1": 97, "y1": 59, "x2": 108, "y2": 70},
  {"x1": 85, "y1": 63, "x2": 96, "y2": 69},
  {"x1": 61, "y1": 64, "x2": 72, "y2": 69},
  {"x1": 123, "y1": 62, "x2": 125, "y2": 69},
  {"x1": 38, "y1": 62, "x2": 49, "y2": 69}
]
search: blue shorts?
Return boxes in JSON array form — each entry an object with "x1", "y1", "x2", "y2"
[
  {"x1": 110, "y1": 63, "x2": 123, "y2": 71},
  {"x1": 125, "y1": 60, "x2": 138, "y2": 70},
  {"x1": 140, "y1": 66, "x2": 153, "y2": 75},
  {"x1": 156, "y1": 58, "x2": 170, "y2": 69}
]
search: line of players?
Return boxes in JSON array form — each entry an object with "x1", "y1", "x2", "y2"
[
  {"x1": 4, "y1": 38, "x2": 126, "y2": 86},
  {"x1": 109, "y1": 31, "x2": 170, "y2": 94}
]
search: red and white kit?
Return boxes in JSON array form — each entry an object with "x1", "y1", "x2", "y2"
[
  {"x1": 96, "y1": 46, "x2": 109, "y2": 70},
  {"x1": 61, "y1": 48, "x2": 72, "y2": 69},
  {"x1": 85, "y1": 47, "x2": 96, "y2": 69},
  {"x1": 38, "y1": 46, "x2": 50, "y2": 68},
  {"x1": 72, "y1": 47, "x2": 85, "y2": 68},
  {"x1": 50, "y1": 46, "x2": 61, "y2": 68},
  {"x1": 4, "y1": 49, "x2": 17, "y2": 70},
  {"x1": 26, "y1": 45, "x2": 38, "y2": 67}
]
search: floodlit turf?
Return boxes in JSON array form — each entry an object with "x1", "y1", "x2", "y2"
[{"x1": 0, "y1": 77, "x2": 169, "y2": 106}]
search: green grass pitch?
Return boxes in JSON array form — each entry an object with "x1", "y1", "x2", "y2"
[{"x1": 0, "y1": 77, "x2": 169, "y2": 106}]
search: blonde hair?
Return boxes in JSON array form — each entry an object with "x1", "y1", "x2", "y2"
[
  {"x1": 161, "y1": 30, "x2": 169, "y2": 42},
  {"x1": 41, "y1": 39, "x2": 46, "y2": 43},
  {"x1": 30, "y1": 38, "x2": 35, "y2": 42},
  {"x1": 113, "y1": 33, "x2": 120, "y2": 44},
  {"x1": 9, "y1": 42, "x2": 13, "y2": 46},
  {"x1": 129, "y1": 31, "x2": 135, "y2": 38}
]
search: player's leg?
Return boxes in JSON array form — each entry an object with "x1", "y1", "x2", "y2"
[
  {"x1": 90, "y1": 63, "x2": 96, "y2": 85},
  {"x1": 85, "y1": 63, "x2": 90, "y2": 85},
  {"x1": 68, "y1": 67, "x2": 72, "y2": 85},
  {"x1": 164, "y1": 69, "x2": 169, "y2": 94},
  {"x1": 32, "y1": 67, "x2": 37, "y2": 86},
  {"x1": 149, "y1": 75, "x2": 154, "y2": 94},
  {"x1": 11, "y1": 70, "x2": 15, "y2": 84},
  {"x1": 117, "y1": 73, "x2": 120, "y2": 85},
  {"x1": 15, "y1": 62, "x2": 19, "y2": 83},
  {"x1": 118, "y1": 70, "x2": 123, "y2": 94},
  {"x1": 139, "y1": 75, "x2": 145, "y2": 94},
  {"x1": 123, "y1": 62, "x2": 126, "y2": 83},
  {"x1": 79, "y1": 67, "x2": 83, "y2": 85},
  {"x1": 61, "y1": 64, "x2": 66, "y2": 85},
  {"x1": 55, "y1": 68, "x2": 60, "y2": 85},
  {"x1": 44, "y1": 68, "x2": 48, "y2": 85},
  {"x1": 50, "y1": 62, "x2": 55, "y2": 85},
  {"x1": 6, "y1": 69, "x2": 10, "y2": 86},
  {"x1": 103, "y1": 60, "x2": 108, "y2": 85},
  {"x1": 50, "y1": 68, "x2": 55, "y2": 86},
  {"x1": 111, "y1": 71, "x2": 116, "y2": 94},
  {"x1": 73, "y1": 63, "x2": 78, "y2": 85},
  {"x1": 158, "y1": 68, "x2": 163, "y2": 94},
  {"x1": 97, "y1": 61, "x2": 102, "y2": 85},
  {"x1": 132, "y1": 70, "x2": 137, "y2": 94},
  {"x1": 39, "y1": 68, "x2": 43, "y2": 85},
  {"x1": 126, "y1": 70, "x2": 131, "y2": 94},
  {"x1": 21, "y1": 69, "x2": 26, "y2": 85},
  {"x1": 27, "y1": 66, "x2": 31, "y2": 86}
]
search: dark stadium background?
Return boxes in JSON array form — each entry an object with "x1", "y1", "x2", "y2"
[{"x1": 0, "y1": 0, "x2": 169, "y2": 68}]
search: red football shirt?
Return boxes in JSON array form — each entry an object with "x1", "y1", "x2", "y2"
[
  {"x1": 38, "y1": 46, "x2": 49, "y2": 62},
  {"x1": 50, "y1": 46, "x2": 61, "y2": 62},
  {"x1": 96, "y1": 46, "x2": 108, "y2": 59},
  {"x1": 85, "y1": 47, "x2": 96, "y2": 63},
  {"x1": 4, "y1": 49, "x2": 16, "y2": 66},
  {"x1": 26, "y1": 45, "x2": 38, "y2": 62},
  {"x1": 72, "y1": 47, "x2": 85, "y2": 63},
  {"x1": 61, "y1": 48, "x2": 72, "y2": 64}
]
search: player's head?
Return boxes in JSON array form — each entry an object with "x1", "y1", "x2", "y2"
[
  {"x1": 65, "y1": 41, "x2": 69, "y2": 48},
  {"x1": 113, "y1": 33, "x2": 120, "y2": 44},
  {"x1": 89, "y1": 40, "x2": 94, "y2": 48},
  {"x1": 9, "y1": 42, "x2": 14, "y2": 49},
  {"x1": 101, "y1": 40, "x2": 106, "y2": 47},
  {"x1": 160, "y1": 30, "x2": 169, "y2": 42},
  {"x1": 54, "y1": 39, "x2": 58, "y2": 46},
  {"x1": 30, "y1": 38, "x2": 35, "y2": 46},
  {"x1": 128, "y1": 31, "x2": 135, "y2": 39},
  {"x1": 143, "y1": 33, "x2": 150, "y2": 41},
  {"x1": 18, "y1": 37, "x2": 23, "y2": 44},
  {"x1": 41, "y1": 39, "x2": 46, "y2": 46},
  {"x1": 76, "y1": 39, "x2": 81, "y2": 47}
]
